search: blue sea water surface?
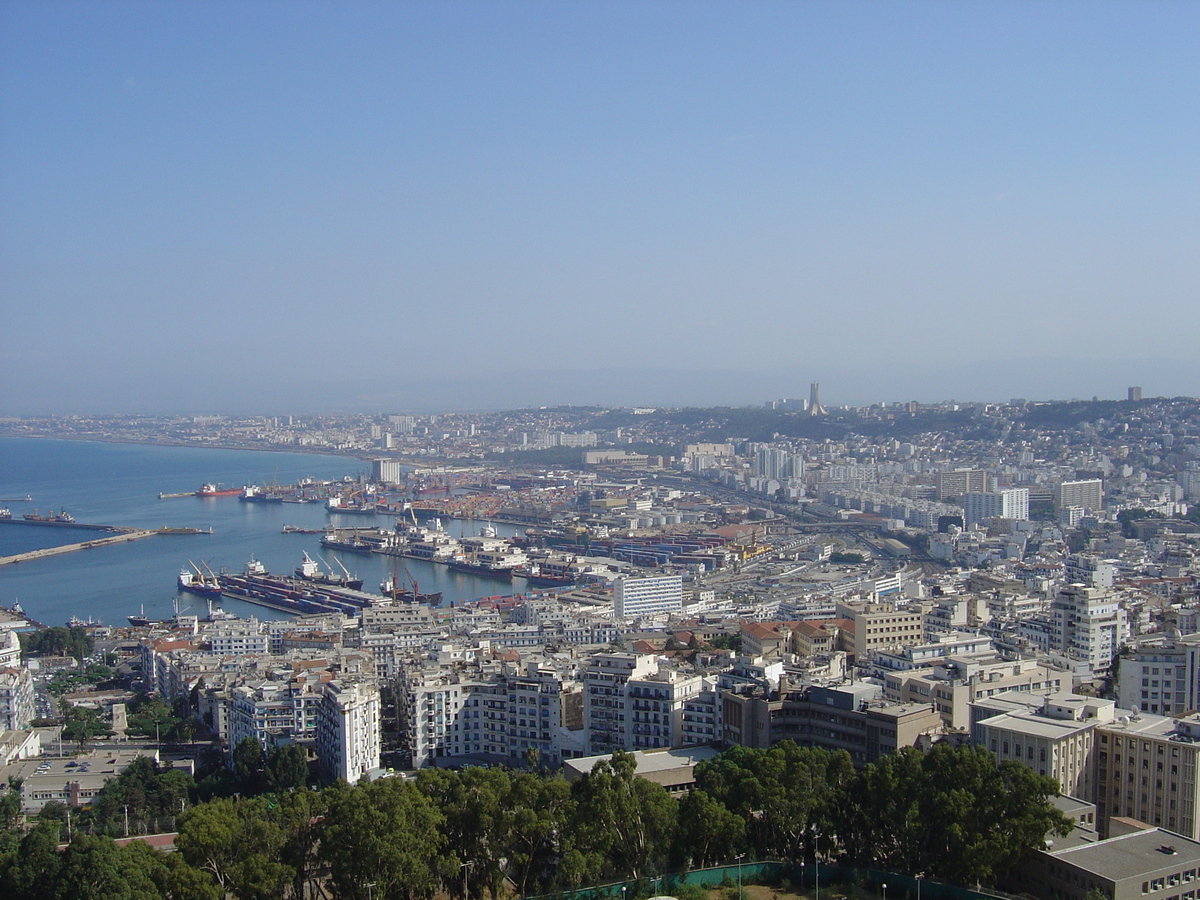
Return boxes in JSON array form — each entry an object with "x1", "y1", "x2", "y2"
[{"x1": 0, "y1": 438, "x2": 525, "y2": 627}]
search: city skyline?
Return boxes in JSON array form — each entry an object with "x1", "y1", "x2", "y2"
[{"x1": 2, "y1": 1, "x2": 1198, "y2": 413}]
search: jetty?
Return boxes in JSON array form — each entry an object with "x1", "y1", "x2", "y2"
[{"x1": 0, "y1": 528, "x2": 159, "y2": 568}]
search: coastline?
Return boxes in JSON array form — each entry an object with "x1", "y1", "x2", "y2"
[{"x1": 0, "y1": 432, "x2": 376, "y2": 462}]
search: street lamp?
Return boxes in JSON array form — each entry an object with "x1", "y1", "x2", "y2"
[
  {"x1": 736, "y1": 853, "x2": 746, "y2": 900},
  {"x1": 916, "y1": 874, "x2": 922, "y2": 900},
  {"x1": 461, "y1": 861, "x2": 474, "y2": 900},
  {"x1": 365, "y1": 883, "x2": 376, "y2": 900},
  {"x1": 882, "y1": 883, "x2": 887, "y2": 900}
]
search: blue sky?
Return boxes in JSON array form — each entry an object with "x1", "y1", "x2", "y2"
[{"x1": 2, "y1": 1, "x2": 1197, "y2": 412}]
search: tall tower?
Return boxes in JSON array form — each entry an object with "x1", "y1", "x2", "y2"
[{"x1": 807, "y1": 382, "x2": 827, "y2": 416}]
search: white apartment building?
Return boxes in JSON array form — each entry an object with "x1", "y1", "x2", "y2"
[
  {"x1": 613, "y1": 575, "x2": 683, "y2": 619},
  {"x1": 0, "y1": 666, "x2": 35, "y2": 731},
  {"x1": 885, "y1": 656, "x2": 1068, "y2": 729},
  {"x1": 583, "y1": 652, "x2": 657, "y2": 754},
  {"x1": 1064, "y1": 554, "x2": 1118, "y2": 590},
  {"x1": 962, "y1": 489, "x2": 1030, "y2": 526},
  {"x1": 206, "y1": 620, "x2": 270, "y2": 656},
  {"x1": 226, "y1": 675, "x2": 327, "y2": 752},
  {"x1": 582, "y1": 652, "x2": 712, "y2": 754},
  {"x1": 1117, "y1": 635, "x2": 1200, "y2": 717},
  {"x1": 317, "y1": 680, "x2": 380, "y2": 783},
  {"x1": 0, "y1": 627, "x2": 21, "y2": 667},
  {"x1": 402, "y1": 662, "x2": 584, "y2": 768},
  {"x1": 1051, "y1": 584, "x2": 1128, "y2": 672},
  {"x1": 1056, "y1": 479, "x2": 1104, "y2": 514}
]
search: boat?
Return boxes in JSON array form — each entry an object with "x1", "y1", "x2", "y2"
[
  {"x1": 281, "y1": 524, "x2": 321, "y2": 534},
  {"x1": 380, "y1": 558, "x2": 443, "y2": 604},
  {"x1": 178, "y1": 560, "x2": 223, "y2": 597},
  {"x1": 295, "y1": 551, "x2": 364, "y2": 591},
  {"x1": 196, "y1": 483, "x2": 242, "y2": 498},
  {"x1": 127, "y1": 604, "x2": 153, "y2": 627},
  {"x1": 240, "y1": 485, "x2": 284, "y2": 504},
  {"x1": 20, "y1": 508, "x2": 75, "y2": 524},
  {"x1": 204, "y1": 598, "x2": 237, "y2": 621},
  {"x1": 0, "y1": 509, "x2": 9, "y2": 520}
]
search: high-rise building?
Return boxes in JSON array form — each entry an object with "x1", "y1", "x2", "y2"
[
  {"x1": 1056, "y1": 479, "x2": 1104, "y2": 513},
  {"x1": 1128, "y1": 386, "x2": 1143, "y2": 402},
  {"x1": 372, "y1": 458, "x2": 403, "y2": 484},
  {"x1": 613, "y1": 575, "x2": 683, "y2": 619},
  {"x1": 1051, "y1": 584, "x2": 1127, "y2": 672},
  {"x1": 937, "y1": 469, "x2": 991, "y2": 500},
  {"x1": 962, "y1": 488, "x2": 1030, "y2": 525},
  {"x1": 316, "y1": 680, "x2": 380, "y2": 783}
]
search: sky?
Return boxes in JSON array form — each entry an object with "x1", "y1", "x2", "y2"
[{"x1": 1, "y1": 0, "x2": 1197, "y2": 414}]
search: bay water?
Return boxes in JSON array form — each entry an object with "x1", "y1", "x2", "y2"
[{"x1": 0, "y1": 437, "x2": 526, "y2": 627}]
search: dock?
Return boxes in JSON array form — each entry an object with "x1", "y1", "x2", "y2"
[{"x1": 0, "y1": 529, "x2": 159, "y2": 568}]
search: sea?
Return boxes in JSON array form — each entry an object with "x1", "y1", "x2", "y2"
[{"x1": 0, "y1": 437, "x2": 529, "y2": 628}]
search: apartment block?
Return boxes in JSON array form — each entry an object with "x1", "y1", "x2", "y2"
[
  {"x1": 1056, "y1": 479, "x2": 1104, "y2": 514},
  {"x1": 613, "y1": 575, "x2": 683, "y2": 619},
  {"x1": 836, "y1": 600, "x2": 925, "y2": 659},
  {"x1": 0, "y1": 666, "x2": 34, "y2": 731},
  {"x1": 938, "y1": 469, "x2": 990, "y2": 501},
  {"x1": 316, "y1": 680, "x2": 380, "y2": 783}
]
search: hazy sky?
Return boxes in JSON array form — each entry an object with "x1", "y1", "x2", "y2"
[{"x1": 2, "y1": 1, "x2": 1197, "y2": 413}]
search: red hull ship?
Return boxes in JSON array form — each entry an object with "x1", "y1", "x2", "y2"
[{"x1": 196, "y1": 483, "x2": 241, "y2": 498}]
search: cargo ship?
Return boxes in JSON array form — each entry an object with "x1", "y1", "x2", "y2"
[
  {"x1": 178, "y1": 560, "x2": 223, "y2": 597},
  {"x1": 240, "y1": 485, "x2": 284, "y2": 504},
  {"x1": 380, "y1": 573, "x2": 442, "y2": 605},
  {"x1": 295, "y1": 551, "x2": 364, "y2": 591},
  {"x1": 218, "y1": 558, "x2": 392, "y2": 617},
  {"x1": 196, "y1": 483, "x2": 241, "y2": 498}
]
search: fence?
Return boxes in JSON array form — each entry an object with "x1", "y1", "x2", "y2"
[{"x1": 526, "y1": 860, "x2": 1030, "y2": 900}]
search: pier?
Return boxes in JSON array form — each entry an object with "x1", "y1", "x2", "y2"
[{"x1": 0, "y1": 529, "x2": 159, "y2": 568}]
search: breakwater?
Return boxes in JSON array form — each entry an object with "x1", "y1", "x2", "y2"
[{"x1": 0, "y1": 529, "x2": 159, "y2": 568}]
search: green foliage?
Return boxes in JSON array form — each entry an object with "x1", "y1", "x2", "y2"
[
  {"x1": 265, "y1": 744, "x2": 309, "y2": 793},
  {"x1": 318, "y1": 777, "x2": 448, "y2": 900},
  {"x1": 233, "y1": 736, "x2": 265, "y2": 792},
  {"x1": 695, "y1": 741, "x2": 853, "y2": 861},
  {"x1": 831, "y1": 743, "x2": 1073, "y2": 887},
  {"x1": 1117, "y1": 507, "x2": 1165, "y2": 537},
  {"x1": 19, "y1": 625, "x2": 94, "y2": 661},
  {"x1": 672, "y1": 789, "x2": 745, "y2": 870},
  {"x1": 59, "y1": 702, "x2": 110, "y2": 751},
  {"x1": 564, "y1": 748, "x2": 676, "y2": 885},
  {"x1": 85, "y1": 756, "x2": 192, "y2": 837},
  {"x1": 829, "y1": 551, "x2": 866, "y2": 564}
]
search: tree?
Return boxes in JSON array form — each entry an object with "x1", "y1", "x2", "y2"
[
  {"x1": 175, "y1": 796, "x2": 293, "y2": 900},
  {"x1": 832, "y1": 744, "x2": 1072, "y2": 887},
  {"x1": 672, "y1": 789, "x2": 745, "y2": 870},
  {"x1": 233, "y1": 736, "x2": 265, "y2": 793},
  {"x1": 502, "y1": 771, "x2": 572, "y2": 897},
  {"x1": 264, "y1": 744, "x2": 309, "y2": 794},
  {"x1": 318, "y1": 777, "x2": 449, "y2": 900},
  {"x1": 695, "y1": 742, "x2": 853, "y2": 861},
  {"x1": 563, "y1": 748, "x2": 676, "y2": 885},
  {"x1": 0, "y1": 821, "x2": 64, "y2": 900},
  {"x1": 59, "y1": 702, "x2": 109, "y2": 752}
]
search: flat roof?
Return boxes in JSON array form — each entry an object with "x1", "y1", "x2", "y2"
[
  {"x1": 1051, "y1": 828, "x2": 1200, "y2": 882},
  {"x1": 564, "y1": 745, "x2": 722, "y2": 780}
]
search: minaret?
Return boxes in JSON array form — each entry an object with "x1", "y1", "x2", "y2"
[{"x1": 807, "y1": 382, "x2": 827, "y2": 416}]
